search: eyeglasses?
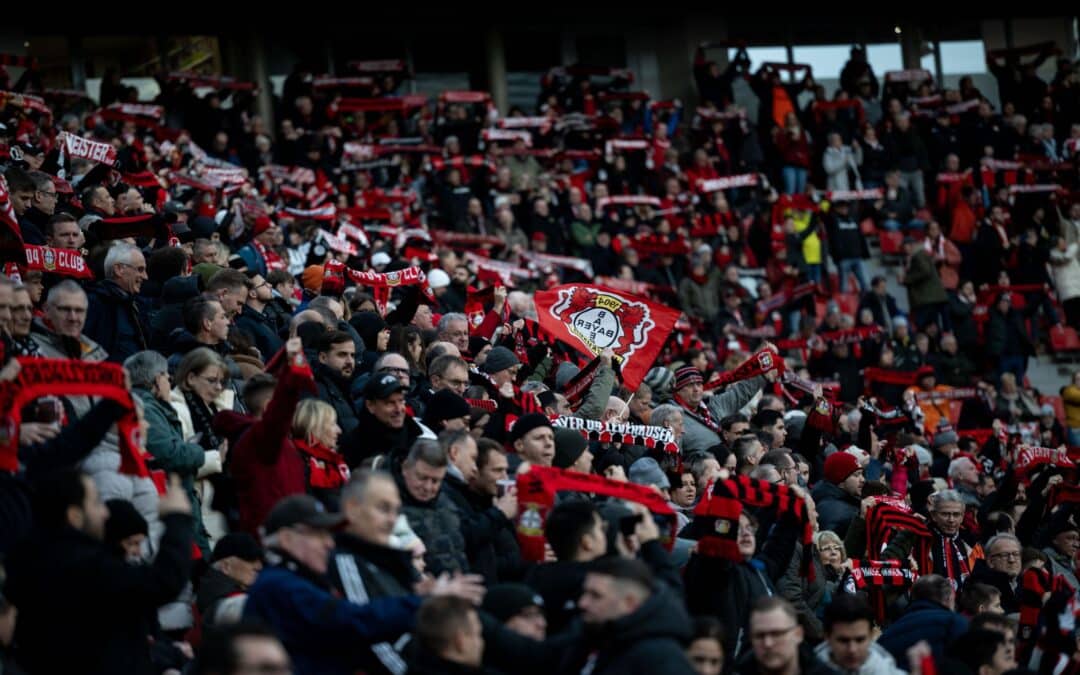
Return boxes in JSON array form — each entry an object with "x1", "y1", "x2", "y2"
[
  {"x1": 36, "y1": 190, "x2": 57, "y2": 200},
  {"x1": 751, "y1": 625, "x2": 799, "y2": 643},
  {"x1": 819, "y1": 545, "x2": 843, "y2": 554},
  {"x1": 444, "y1": 378, "x2": 470, "y2": 388},
  {"x1": 197, "y1": 374, "x2": 225, "y2": 388}
]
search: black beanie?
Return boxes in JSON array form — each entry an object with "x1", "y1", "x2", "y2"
[
  {"x1": 104, "y1": 499, "x2": 148, "y2": 549},
  {"x1": 509, "y1": 413, "x2": 553, "y2": 445},
  {"x1": 553, "y1": 428, "x2": 588, "y2": 469}
]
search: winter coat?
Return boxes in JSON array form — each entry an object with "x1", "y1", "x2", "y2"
[
  {"x1": 211, "y1": 358, "x2": 315, "y2": 536},
  {"x1": 340, "y1": 406, "x2": 428, "y2": 469},
  {"x1": 393, "y1": 465, "x2": 468, "y2": 575},
  {"x1": 678, "y1": 270, "x2": 725, "y2": 323},
  {"x1": 5, "y1": 513, "x2": 192, "y2": 675},
  {"x1": 244, "y1": 555, "x2": 422, "y2": 675},
  {"x1": 827, "y1": 213, "x2": 870, "y2": 262},
  {"x1": 680, "y1": 376, "x2": 767, "y2": 455},
  {"x1": 823, "y1": 145, "x2": 861, "y2": 192},
  {"x1": 1051, "y1": 243, "x2": 1080, "y2": 301},
  {"x1": 442, "y1": 472, "x2": 523, "y2": 584},
  {"x1": 903, "y1": 250, "x2": 947, "y2": 309},
  {"x1": 814, "y1": 641, "x2": 906, "y2": 675},
  {"x1": 557, "y1": 588, "x2": 696, "y2": 675},
  {"x1": 235, "y1": 303, "x2": 284, "y2": 361},
  {"x1": 310, "y1": 362, "x2": 360, "y2": 435},
  {"x1": 877, "y1": 600, "x2": 968, "y2": 664},
  {"x1": 150, "y1": 275, "x2": 203, "y2": 351},
  {"x1": 811, "y1": 480, "x2": 861, "y2": 539},
  {"x1": 83, "y1": 279, "x2": 151, "y2": 364}
]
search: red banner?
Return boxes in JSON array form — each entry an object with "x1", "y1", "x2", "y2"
[
  {"x1": 22, "y1": 245, "x2": 93, "y2": 279},
  {"x1": 533, "y1": 284, "x2": 680, "y2": 391}
]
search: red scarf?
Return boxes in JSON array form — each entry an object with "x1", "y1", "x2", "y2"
[
  {"x1": 550, "y1": 415, "x2": 678, "y2": 454},
  {"x1": 0, "y1": 358, "x2": 147, "y2": 475},
  {"x1": 703, "y1": 347, "x2": 783, "y2": 392},
  {"x1": 294, "y1": 439, "x2": 350, "y2": 490},
  {"x1": 324, "y1": 260, "x2": 433, "y2": 315},
  {"x1": 252, "y1": 240, "x2": 286, "y2": 272},
  {"x1": 22, "y1": 244, "x2": 93, "y2": 279},
  {"x1": 674, "y1": 393, "x2": 720, "y2": 433},
  {"x1": 515, "y1": 466, "x2": 676, "y2": 561}
]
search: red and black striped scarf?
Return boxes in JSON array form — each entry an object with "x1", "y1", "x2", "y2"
[
  {"x1": 843, "y1": 559, "x2": 919, "y2": 623},
  {"x1": 865, "y1": 499, "x2": 933, "y2": 574},
  {"x1": 695, "y1": 475, "x2": 815, "y2": 578},
  {"x1": 928, "y1": 523, "x2": 971, "y2": 590},
  {"x1": 675, "y1": 393, "x2": 720, "y2": 433}
]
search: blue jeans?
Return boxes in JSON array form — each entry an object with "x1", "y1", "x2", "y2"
[
  {"x1": 883, "y1": 218, "x2": 926, "y2": 232},
  {"x1": 805, "y1": 264, "x2": 823, "y2": 285},
  {"x1": 838, "y1": 259, "x2": 869, "y2": 293},
  {"x1": 782, "y1": 166, "x2": 808, "y2": 195}
]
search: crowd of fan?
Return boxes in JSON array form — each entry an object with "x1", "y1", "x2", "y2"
[{"x1": 1, "y1": 38, "x2": 1080, "y2": 675}]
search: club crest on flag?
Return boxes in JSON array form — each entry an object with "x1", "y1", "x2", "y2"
[
  {"x1": 519, "y1": 504, "x2": 544, "y2": 535},
  {"x1": 41, "y1": 247, "x2": 56, "y2": 272},
  {"x1": 550, "y1": 286, "x2": 653, "y2": 362},
  {"x1": 714, "y1": 518, "x2": 733, "y2": 535}
]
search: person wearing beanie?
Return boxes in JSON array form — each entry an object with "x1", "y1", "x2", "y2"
[
  {"x1": 553, "y1": 428, "x2": 593, "y2": 473},
  {"x1": 481, "y1": 346, "x2": 521, "y2": 389},
  {"x1": 628, "y1": 457, "x2": 672, "y2": 496},
  {"x1": 104, "y1": 498, "x2": 150, "y2": 562},
  {"x1": 643, "y1": 366, "x2": 675, "y2": 403},
  {"x1": 929, "y1": 429, "x2": 959, "y2": 479},
  {"x1": 1042, "y1": 505, "x2": 1080, "y2": 591},
  {"x1": 427, "y1": 268, "x2": 452, "y2": 312},
  {"x1": 197, "y1": 532, "x2": 264, "y2": 628},
  {"x1": 594, "y1": 447, "x2": 630, "y2": 481},
  {"x1": 301, "y1": 265, "x2": 324, "y2": 294},
  {"x1": 422, "y1": 389, "x2": 472, "y2": 432},
  {"x1": 672, "y1": 356, "x2": 772, "y2": 456},
  {"x1": 236, "y1": 215, "x2": 283, "y2": 277},
  {"x1": 811, "y1": 451, "x2": 865, "y2": 537},
  {"x1": 481, "y1": 583, "x2": 547, "y2": 640},
  {"x1": 555, "y1": 361, "x2": 581, "y2": 391},
  {"x1": 508, "y1": 413, "x2": 555, "y2": 467}
]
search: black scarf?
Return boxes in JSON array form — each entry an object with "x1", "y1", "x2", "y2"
[
  {"x1": 183, "y1": 388, "x2": 221, "y2": 451},
  {"x1": 929, "y1": 523, "x2": 970, "y2": 590}
]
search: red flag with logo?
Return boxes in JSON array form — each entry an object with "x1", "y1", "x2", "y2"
[{"x1": 533, "y1": 283, "x2": 680, "y2": 391}]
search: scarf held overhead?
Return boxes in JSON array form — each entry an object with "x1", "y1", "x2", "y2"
[{"x1": 0, "y1": 358, "x2": 147, "y2": 475}]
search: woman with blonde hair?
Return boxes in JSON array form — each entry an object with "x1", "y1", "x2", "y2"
[{"x1": 292, "y1": 399, "x2": 350, "y2": 511}]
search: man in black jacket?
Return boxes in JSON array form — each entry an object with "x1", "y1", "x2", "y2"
[
  {"x1": 825, "y1": 199, "x2": 870, "y2": 293},
  {"x1": 559, "y1": 557, "x2": 696, "y2": 675},
  {"x1": 84, "y1": 242, "x2": 151, "y2": 364},
  {"x1": 439, "y1": 430, "x2": 521, "y2": 584},
  {"x1": 5, "y1": 470, "x2": 193, "y2": 675},
  {"x1": 196, "y1": 532, "x2": 264, "y2": 629},
  {"x1": 235, "y1": 271, "x2": 284, "y2": 360},
  {"x1": 340, "y1": 374, "x2": 428, "y2": 468},
  {"x1": 310, "y1": 330, "x2": 360, "y2": 435}
]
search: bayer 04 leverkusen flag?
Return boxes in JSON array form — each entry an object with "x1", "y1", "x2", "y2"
[{"x1": 534, "y1": 283, "x2": 680, "y2": 391}]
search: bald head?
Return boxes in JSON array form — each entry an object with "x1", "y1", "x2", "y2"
[{"x1": 604, "y1": 396, "x2": 629, "y2": 423}]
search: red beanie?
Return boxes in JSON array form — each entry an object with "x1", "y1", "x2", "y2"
[
  {"x1": 823, "y1": 451, "x2": 861, "y2": 485},
  {"x1": 253, "y1": 215, "x2": 273, "y2": 236}
]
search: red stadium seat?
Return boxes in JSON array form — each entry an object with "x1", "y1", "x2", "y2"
[{"x1": 879, "y1": 231, "x2": 904, "y2": 256}]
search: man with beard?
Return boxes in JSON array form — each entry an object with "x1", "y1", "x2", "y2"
[
  {"x1": 235, "y1": 272, "x2": 283, "y2": 360},
  {"x1": 312, "y1": 330, "x2": 360, "y2": 435}
]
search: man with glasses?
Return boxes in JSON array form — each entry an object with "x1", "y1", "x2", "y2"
[
  {"x1": 968, "y1": 534, "x2": 1022, "y2": 614},
  {"x1": 762, "y1": 450, "x2": 801, "y2": 488},
  {"x1": 739, "y1": 597, "x2": 833, "y2": 675},
  {"x1": 235, "y1": 271, "x2": 283, "y2": 360},
  {"x1": 426, "y1": 354, "x2": 471, "y2": 402},
  {"x1": 85, "y1": 241, "x2": 150, "y2": 363},
  {"x1": 19, "y1": 170, "x2": 57, "y2": 245}
]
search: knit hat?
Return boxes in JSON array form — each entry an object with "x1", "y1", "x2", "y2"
[
  {"x1": 644, "y1": 367, "x2": 675, "y2": 396},
  {"x1": 482, "y1": 583, "x2": 544, "y2": 622},
  {"x1": 211, "y1": 532, "x2": 264, "y2": 563},
  {"x1": 253, "y1": 215, "x2": 273, "y2": 236},
  {"x1": 302, "y1": 265, "x2": 324, "y2": 293},
  {"x1": 423, "y1": 389, "x2": 471, "y2": 429},
  {"x1": 553, "y1": 428, "x2": 588, "y2": 469},
  {"x1": 193, "y1": 262, "x2": 224, "y2": 288},
  {"x1": 823, "y1": 451, "x2": 862, "y2": 484},
  {"x1": 509, "y1": 413, "x2": 553, "y2": 445},
  {"x1": 481, "y1": 346, "x2": 520, "y2": 374},
  {"x1": 428, "y1": 268, "x2": 451, "y2": 289},
  {"x1": 104, "y1": 499, "x2": 148, "y2": 547},
  {"x1": 916, "y1": 365, "x2": 936, "y2": 380},
  {"x1": 674, "y1": 366, "x2": 704, "y2": 391},
  {"x1": 932, "y1": 430, "x2": 959, "y2": 449},
  {"x1": 628, "y1": 457, "x2": 670, "y2": 490},
  {"x1": 892, "y1": 316, "x2": 908, "y2": 329},
  {"x1": 555, "y1": 361, "x2": 581, "y2": 391},
  {"x1": 594, "y1": 448, "x2": 630, "y2": 477}
]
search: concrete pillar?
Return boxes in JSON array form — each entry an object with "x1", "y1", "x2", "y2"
[
  {"x1": 69, "y1": 35, "x2": 86, "y2": 91},
  {"x1": 485, "y1": 28, "x2": 508, "y2": 115},
  {"x1": 898, "y1": 22, "x2": 923, "y2": 70},
  {"x1": 248, "y1": 36, "x2": 275, "y2": 133},
  {"x1": 560, "y1": 31, "x2": 577, "y2": 65}
]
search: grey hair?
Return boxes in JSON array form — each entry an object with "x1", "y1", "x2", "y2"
[
  {"x1": 437, "y1": 313, "x2": 468, "y2": 335},
  {"x1": 46, "y1": 279, "x2": 87, "y2": 306},
  {"x1": 650, "y1": 404, "x2": 683, "y2": 432},
  {"x1": 103, "y1": 242, "x2": 141, "y2": 280},
  {"x1": 403, "y1": 438, "x2": 447, "y2": 468},
  {"x1": 27, "y1": 170, "x2": 53, "y2": 192},
  {"x1": 374, "y1": 351, "x2": 408, "y2": 373},
  {"x1": 750, "y1": 464, "x2": 780, "y2": 483},
  {"x1": 947, "y1": 457, "x2": 976, "y2": 480},
  {"x1": 124, "y1": 350, "x2": 169, "y2": 389},
  {"x1": 985, "y1": 533, "x2": 1021, "y2": 555},
  {"x1": 340, "y1": 469, "x2": 396, "y2": 506},
  {"x1": 928, "y1": 489, "x2": 964, "y2": 511}
]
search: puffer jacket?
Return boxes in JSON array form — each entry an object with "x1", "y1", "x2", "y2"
[{"x1": 392, "y1": 464, "x2": 468, "y2": 576}]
